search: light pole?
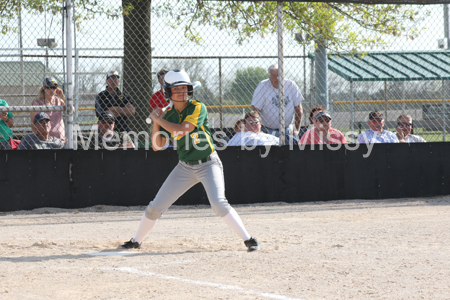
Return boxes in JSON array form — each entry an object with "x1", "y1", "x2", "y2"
[
  {"x1": 37, "y1": 38, "x2": 57, "y2": 76},
  {"x1": 295, "y1": 33, "x2": 310, "y2": 104}
]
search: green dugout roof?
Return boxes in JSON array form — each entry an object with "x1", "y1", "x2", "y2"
[
  {"x1": 309, "y1": 50, "x2": 450, "y2": 82},
  {"x1": 0, "y1": 61, "x2": 63, "y2": 86}
]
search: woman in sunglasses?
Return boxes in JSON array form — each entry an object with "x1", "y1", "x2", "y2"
[
  {"x1": 300, "y1": 108, "x2": 347, "y2": 145},
  {"x1": 396, "y1": 114, "x2": 426, "y2": 143},
  {"x1": 30, "y1": 77, "x2": 66, "y2": 143}
]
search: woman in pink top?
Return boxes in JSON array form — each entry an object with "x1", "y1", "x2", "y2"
[
  {"x1": 30, "y1": 77, "x2": 66, "y2": 142},
  {"x1": 300, "y1": 109, "x2": 347, "y2": 145}
]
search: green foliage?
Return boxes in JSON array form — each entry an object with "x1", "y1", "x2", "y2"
[
  {"x1": 223, "y1": 66, "x2": 267, "y2": 105},
  {"x1": 153, "y1": 1, "x2": 429, "y2": 52},
  {"x1": 0, "y1": 0, "x2": 134, "y2": 34}
]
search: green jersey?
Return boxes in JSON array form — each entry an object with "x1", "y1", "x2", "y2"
[
  {"x1": 160, "y1": 100, "x2": 215, "y2": 162},
  {"x1": 0, "y1": 99, "x2": 13, "y2": 142}
]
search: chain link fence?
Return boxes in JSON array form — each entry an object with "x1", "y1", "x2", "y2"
[{"x1": 0, "y1": 1, "x2": 448, "y2": 149}]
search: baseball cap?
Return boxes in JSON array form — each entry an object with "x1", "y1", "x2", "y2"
[
  {"x1": 315, "y1": 111, "x2": 332, "y2": 121},
  {"x1": 43, "y1": 77, "x2": 57, "y2": 88},
  {"x1": 106, "y1": 70, "x2": 120, "y2": 79},
  {"x1": 98, "y1": 112, "x2": 115, "y2": 123},
  {"x1": 369, "y1": 111, "x2": 384, "y2": 120},
  {"x1": 157, "y1": 68, "x2": 169, "y2": 78},
  {"x1": 34, "y1": 112, "x2": 50, "y2": 124}
]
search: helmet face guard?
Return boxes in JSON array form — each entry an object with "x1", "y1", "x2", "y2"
[{"x1": 163, "y1": 70, "x2": 193, "y2": 98}]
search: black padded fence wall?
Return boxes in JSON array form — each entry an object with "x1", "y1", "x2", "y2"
[{"x1": 1, "y1": 143, "x2": 449, "y2": 212}]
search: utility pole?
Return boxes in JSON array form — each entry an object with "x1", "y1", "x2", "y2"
[{"x1": 445, "y1": 4, "x2": 449, "y2": 49}]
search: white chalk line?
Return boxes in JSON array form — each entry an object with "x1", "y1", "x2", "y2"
[
  {"x1": 143, "y1": 260, "x2": 196, "y2": 266},
  {"x1": 103, "y1": 266, "x2": 305, "y2": 300}
]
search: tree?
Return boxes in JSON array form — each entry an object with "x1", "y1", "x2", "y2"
[
  {"x1": 122, "y1": 0, "x2": 152, "y2": 136},
  {"x1": 223, "y1": 67, "x2": 267, "y2": 105},
  {"x1": 0, "y1": 1, "x2": 133, "y2": 34},
  {"x1": 153, "y1": 1, "x2": 429, "y2": 52}
]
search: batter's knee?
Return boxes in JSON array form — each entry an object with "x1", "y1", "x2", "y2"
[
  {"x1": 211, "y1": 200, "x2": 231, "y2": 217},
  {"x1": 145, "y1": 204, "x2": 164, "y2": 220}
]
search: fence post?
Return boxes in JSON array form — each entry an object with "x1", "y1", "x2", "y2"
[
  {"x1": 19, "y1": 4, "x2": 25, "y2": 105},
  {"x1": 310, "y1": 59, "x2": 315, "y2": 106},
  {"x1": 443, "y1": 80, "x2": 446, "y2": 142},
  {"x1": 277, "y1": 1, "x2": 285, "y2": 145},
  {"x1": 350, "y1": 81, "x2": 354, "y2": 132},
  {"x1": 219, "y1": 57, "x2": 223, "y2": 131},
  {"x1": 384, "y1": 81, "x2": 388, "y2": 121},
  {"x1": 65, "y1": 0, "x2": 74, "y2": 149}
]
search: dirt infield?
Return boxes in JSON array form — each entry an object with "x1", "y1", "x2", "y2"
[{"x1": 1, "y1": 196, "x2": 450, "y2": 299}]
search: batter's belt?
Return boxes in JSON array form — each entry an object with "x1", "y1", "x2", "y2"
[{"x1": 184, "y1": 155, "x2": 212, "y2": 165}]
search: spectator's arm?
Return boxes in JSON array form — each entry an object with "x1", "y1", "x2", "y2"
[
  {"x1": 107, "y1": 103, "x2": 136, "y2": 117},
  {"x1": 294, "y1": 104, "x2": 303, "y2": 133},
  {"x1": 120, "y1": 140, "x2": 135, "y2": 149},
  {"x1": 119, "y1": 133, "x2": 136, "y2": 149},
  {"x1": 1, "y1": 112, "x2": 13, "y2": 128},
  {"x1": 4, "y1": 117, "x2": 14, "y2": 128},
  {"x1": 55, "y1": 88, "x2": 65, "y2": 105}
]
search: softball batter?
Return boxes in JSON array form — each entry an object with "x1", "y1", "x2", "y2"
[{"x1": 122, "y1": 70, "x2": 260, "y2": 252}]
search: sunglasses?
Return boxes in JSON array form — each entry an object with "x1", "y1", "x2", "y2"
[
  {"x1": 47, "y1": 85, "x2": 58, "y2": 90},
  {"x1": 317, "y1": 118, "x2": 331, "y2": 123},
  {"x1": 99, "y1": 120, "x2": 114, "y2": 124},
  {"x1": 246, "y1": 119, "x2": 260, "y2": 124},
  {"x1": 397, "y1": 122, "x2": 412, "y2": 127}
]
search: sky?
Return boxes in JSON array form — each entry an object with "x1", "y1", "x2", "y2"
[{"x1": 0, "y1": 1, "x2": 447, "y2": 95}]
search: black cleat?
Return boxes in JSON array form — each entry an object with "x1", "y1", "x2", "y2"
[
  {"x1": 244, "y1": 237, "x2": 261, "y2": 252},
  {"x1": 121, "y1": 238, "x2": 141, "y2": 249}
]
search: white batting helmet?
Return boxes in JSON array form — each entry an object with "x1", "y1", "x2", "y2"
[{"x1": 163, "y1": 69, "x2": 194, "y2": 98}]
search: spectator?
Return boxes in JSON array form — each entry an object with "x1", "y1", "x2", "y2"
[
  {"x1": 300, "y1": 110, "x2": 347, "y2": 145},
  {"x1": 357, "y1": 111, "x2": 399, "y2": 144},
  {"x1": 227, "y1": 111, "x2": 279, "y2": 146},
  {"x1": 89, "y1": 112, "x2": 135, "y2": 149},
  {"x1": 234, "y1": 119, "x2": 245, "y2": 133},
  {"x1": 31, "y1": 77, "x2": 66, "y2": 142},
  {"x1": 0, "y1": 98, "x2": 15, "y2": 150},
  {"x1": 149, "y1": 68, "x2": 169, "y2": 111},
  {"x1": 252, "y1": 63, "x2": 303, "y2": 137},
  {"x1": 18, "y1": 113, "x2": 64, "y2": 149},
  {"x1": 95, "y1": 71, "x2": 136, "y2": 133},
  {"x1": 298, "y1": 105, "x2": 324, "y2": 140},
  {"x1": 396, "y1": 114, "x2": 426, "y2": 143},
  {"x1": 226, "y1": 119, "x2": 245, "y2": 146}
]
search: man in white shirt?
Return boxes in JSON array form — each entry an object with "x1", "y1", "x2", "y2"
[
  {"x1": 252, "y1": 63, "x2": 303, "y2": 137},
  {"x1": 396, "y1": 114, "x2": 426, "y2": 143},
  {"x1": 357, "y1": 111, "x2": 399, "y2": 144},
  {"x1": 227, "y1": 111, "x2": 279, "y2": 146}
]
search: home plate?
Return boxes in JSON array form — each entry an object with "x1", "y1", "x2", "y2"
[{"x1": 85, "y1": 251, "x2": 139, "y2": 256}]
